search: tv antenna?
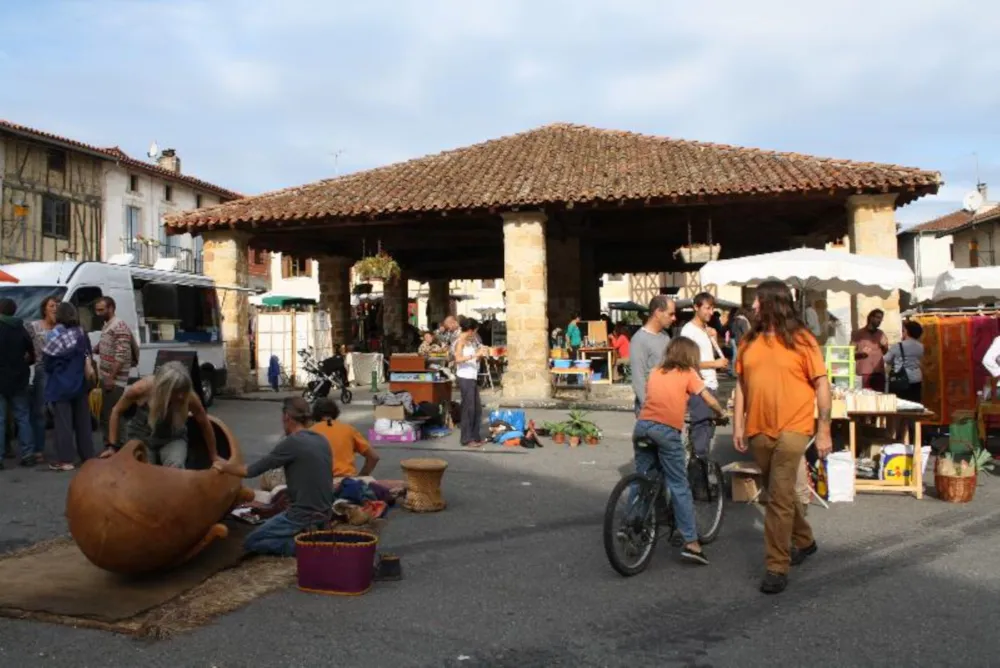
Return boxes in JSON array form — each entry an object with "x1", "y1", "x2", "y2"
[{"x1": 330, "y1": 149, "x2": 345, "y2": 175}]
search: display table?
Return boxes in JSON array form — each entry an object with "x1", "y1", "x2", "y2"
[
  {"x1": 846, "y1": 410, "x2": 933, "y2": 500},
  {"x1": 977, "y1": 401, "x2": 1000, "y2": 442},
  {"x1": 389, "y1": 379, "x2": 452, "y2": 406},
  {"x1": 578, "y1": 347, "x2": 614, "y2": 384}
]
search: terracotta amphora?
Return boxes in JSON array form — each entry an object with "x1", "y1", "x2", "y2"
[{"x1": 66, "y1": 415, "x2": 254, "y2": 575}]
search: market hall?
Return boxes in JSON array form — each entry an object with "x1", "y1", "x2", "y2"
[{"x1": 164, "y1": 123, "x2": 941, "y2": 399}]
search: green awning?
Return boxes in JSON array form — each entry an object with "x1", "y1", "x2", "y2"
[{"x1": 260, "y1": 295, "x2": 316, "y2": 307}]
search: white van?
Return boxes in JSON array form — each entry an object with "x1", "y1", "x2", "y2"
[{"x1": 0, "y1": 261, "x2": 227, "y2": 405}]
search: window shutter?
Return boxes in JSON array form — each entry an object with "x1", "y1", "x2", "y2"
[
  {"x1": 306, "y1": 259, "x2": 313, "y2": 277},
  {"x1": 281, "y1": 256, "x2": 290, "y2": 278}
]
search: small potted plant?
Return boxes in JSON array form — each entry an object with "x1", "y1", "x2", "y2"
[
  {"x1": 566, "y1": 410, "x2": 600, "y2": 446},
  {"x1": 584, "y1": 423, "x2": 601, "y2": 446},
  {"x1": 935, "y1": 447, "x2": 993, "y2": 503},
  {"x1": 567, "y1": 425, "x2": 582, "y2": 448},
  {"x1": 547, "y1": 422, "x2": 566, "y2": 445}
]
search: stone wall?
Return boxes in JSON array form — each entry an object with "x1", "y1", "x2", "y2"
[
  {"x1": 546, "y1": 236, "x2": 581, "y2": 329},
  {"x1": 317, "y1": 255, "x2": 353, "y2": 347},
  {"x1": 201, "y1": 229, "x2": 252, "y2": 393},
  {"x1": 427, "y1": 279, "x2": 450, "y2": 328},
  {"x1": 848, "y1": 194, "x2": 901, "y2": 341},
  {"x1": 503, "y1": 211, "x2": 550, "y2": 399},
  {"x1": 382, "y1": 272, "x2": 408, "y2": 339}
]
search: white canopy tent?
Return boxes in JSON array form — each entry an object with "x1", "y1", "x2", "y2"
[
  {"x1": 930, "y1": 267, "x2": 1000, "y2": 304},
  {"x1": 699, "y1": 248, "x2": 914, "y2": 298}
]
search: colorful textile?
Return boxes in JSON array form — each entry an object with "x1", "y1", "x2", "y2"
[
  {"x1": 940, "y1": 317, "x2": 974, "y2": 425},
  {"x1": 970, "y1": 316, "x2": 999, "y2": 397},
  {"x1": 917, "y1": 316, "x2": 943, "y2": 423}
]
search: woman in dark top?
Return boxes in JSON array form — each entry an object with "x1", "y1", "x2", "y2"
[{"x1": 43, "y1": 302, "x2": 94, "y2": 471}]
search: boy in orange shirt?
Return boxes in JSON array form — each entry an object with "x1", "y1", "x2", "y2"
[
  {"x1": 311, "y1": 399, "x2": 380, "y2": 479},
  {"x1": 634, "y1": 337, "x2": 725, "y2": 565}
]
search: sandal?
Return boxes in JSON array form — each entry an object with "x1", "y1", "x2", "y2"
[{"x1": 48, "y1": 463, "x2": 75, "y2": 472}]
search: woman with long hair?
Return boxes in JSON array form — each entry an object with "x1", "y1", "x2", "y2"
[
  {"x1": 732, "y1": 280, "x2": 832, "y2": 595},
  {"x1": 42, "y1": 302, "x2": 95, "y2": 471},
  {"x1": 103, "y1": 361, "x2": 217, "y2": 468},
  {"x1": 634, "y1": 336, "x2": 725, "y2": 566},
  {"x1": 27, "y1": 294, "x2": 60, "y2": 465},
  {"x1": 454, "y1": 316, "x2": 487, "y2": 447}
]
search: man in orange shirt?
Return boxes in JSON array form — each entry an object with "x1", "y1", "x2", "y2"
[
  {"x1": 311, "y1": 399, "x2": 380, "y2": 479},
  {"x1": 733, "y1": 281, "x2": 832, "y2": 595}
]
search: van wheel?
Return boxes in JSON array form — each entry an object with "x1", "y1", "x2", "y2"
[{"x1": 201, "y1": 377, "x2": 215, "y2": 407}]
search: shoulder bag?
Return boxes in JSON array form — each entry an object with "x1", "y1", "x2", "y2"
[{"x1": 888, "y1": 342, "x2": 910, "y2": 395}]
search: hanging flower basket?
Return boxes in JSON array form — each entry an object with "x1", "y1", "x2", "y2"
[
  {"x1": 674, "y1": 244, "x2": 720, "y2": 264},
  {"x1": 353, "y1": 252, "x2": 401, "y2": 282}
]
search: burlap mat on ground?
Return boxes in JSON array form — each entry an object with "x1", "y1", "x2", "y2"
[{"x1": 0, "y1": 519, "x2": 384, "y2": 638}]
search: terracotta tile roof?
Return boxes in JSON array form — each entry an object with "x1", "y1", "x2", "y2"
[
  {"x1": 0, "y1": 119, "x2": 240, "y2": 201},
  {"x1": 163, "y1": 123, "x2": 941, "y2": 232},
  {"x1": 941, "y1": 203, "x2": 1000, "y2": 237},
  {"x1": 903, "y1": 209, "x2": 973, "y2": 235}
]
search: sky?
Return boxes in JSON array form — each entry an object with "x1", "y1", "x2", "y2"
[{"x1": 2, "y1": 0, "x2": 999, "y2": 228}]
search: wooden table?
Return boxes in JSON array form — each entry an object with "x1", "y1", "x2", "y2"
[
  {"x1": 977, "y1": 402, "x2": 1000, "y2": 442},
  {"x1": 388, "y1": 380, "x2": 452, "y2": 406},
  {"x1": 578, "y1": 347, "x2": 614, "y2": 384},
  {"x1": 847, "y1": 410, "x2": 932, "y2": 499},
  {"x1": 550, "y1": 368, "x2": 591, "y2": 398}
]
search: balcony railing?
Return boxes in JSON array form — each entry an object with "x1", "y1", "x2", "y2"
[{"x1": 120, "y1": 238, "x2": 202, "y2": 273}]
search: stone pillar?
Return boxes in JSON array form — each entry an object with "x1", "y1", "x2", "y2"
[
  {"x1": 546, "y1": 236, "x2": 582, "y2": 328},
  {"x1": 848, "y1": 194, "x2": 901, "y2": 341},
  {"x1": 317, "y1": 255, "x2": 353, "y2": 347},
  {"x1": 427, "y1": 279, "x2": 450, "y2": 328},
  {"x1": 579, "y1": 238, "x2": 601, "y2": 320},
  {"x1": 201, "y1": 229, "x2": 252, "y2": 393},
  {"x1": 503, "y1": 211, "x2": 550, "y2": 400},
  {"x1": 382, "y1": 272, "x2": 408, "y2": 339}
]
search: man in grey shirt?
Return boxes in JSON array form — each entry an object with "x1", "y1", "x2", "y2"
[
  {"x1": 214, "y1": 397, "x2": 333, "y2": 556},
  {"x1": 630, "y1": 296, "x2": 677, "y2": 415}
]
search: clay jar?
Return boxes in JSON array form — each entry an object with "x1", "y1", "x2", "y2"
[{"x1": 66, "y1": 416, "x2": 251, "y2": 575}]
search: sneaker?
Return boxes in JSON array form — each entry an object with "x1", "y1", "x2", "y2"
[
  {"x1": 760, "y1": 571, "x2": 788, "y2": 594},
  {"x1": 790, "y1": 541, "x2": 818, "y2": 567},
  {"x1": 680, "y1": 546, "x2": 710, "y2": 566}
]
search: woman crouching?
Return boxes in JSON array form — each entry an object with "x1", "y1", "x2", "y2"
[
  {"x1": 633, "y1": 336, "x2": 725, "y2": 566},
  {"x1": 101, "y1": 361, "x2": 218, "y2": 467}
]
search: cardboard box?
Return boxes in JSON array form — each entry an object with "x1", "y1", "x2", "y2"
[{"x1": 373, "y1": 405, "x2": 406, "y2": 421}]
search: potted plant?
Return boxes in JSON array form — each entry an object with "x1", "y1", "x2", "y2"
[
  {"x1": 567, "y1": 426, "x2": 582, "y2": 448},
  {"x1": 583, "y1": 423, "x2": 602, "y2": 446},
  {"x1": 353, "y1": 251, "x2": 401, "y2": 282},
  {"x1": 935, "y1": 447, "x2": 993, "y2": 503},
  {"x1": 566, "y1": 410, "x2": 600, "y2": 446},
  {"x1": 547, "y1": 422, "x2": 567, "y2": 445}
]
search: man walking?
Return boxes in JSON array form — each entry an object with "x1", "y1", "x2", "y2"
[
  {"x1": 0, "y1": 299, "x2": 36, "y2": 468},
  {"x1": 94, "y1": 297, "x2": 138, "y2": 451},
  {"x1": 680, "y1": 293, "x2": 728, "y2": 458},
  {"x1": 630, "y1": 296, "x2": 676, "y2": 415}
]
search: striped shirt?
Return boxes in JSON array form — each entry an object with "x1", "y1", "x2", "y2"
[{"x1": 97, "y1": 317, "x2": 135, "y2": 387}]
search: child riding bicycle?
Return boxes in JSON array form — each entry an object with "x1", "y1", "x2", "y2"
[{"x1": 634, "y1": 336, "x2": 726, "y2": 565}]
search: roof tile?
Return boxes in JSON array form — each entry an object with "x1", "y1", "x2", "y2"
[{"x1": 164, "y1": 123, "x2": 940, "y2": 231}]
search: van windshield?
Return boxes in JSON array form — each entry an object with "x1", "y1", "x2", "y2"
[{"x1": 0, "y1": 286, "x2": 67, "y2": 321}]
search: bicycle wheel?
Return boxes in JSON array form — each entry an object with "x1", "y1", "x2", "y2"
[
  {"x1": 603, "y1": 473, "x2": 660, "y2": 576},
  {"x1": 690, "y1": 458, "x2": 725, "y2": 544},
  {"x1": 341, "y1": 388, "x2": 353, "y2": 404}
]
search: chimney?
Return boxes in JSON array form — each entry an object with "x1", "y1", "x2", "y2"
[
  {"x1": 157, "y1": 148, "x2": 181, "y2": 174},
  {"x1": 978, "y1": 182, "x2": 988, "y2": 200}
]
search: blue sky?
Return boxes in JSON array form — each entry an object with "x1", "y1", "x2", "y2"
[{"x1": 2, "y1": 0, "x2": 998, "y2": 228}]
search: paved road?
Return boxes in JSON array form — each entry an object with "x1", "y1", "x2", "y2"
[{"x1": 1, "y1": 400, "x2": 998, "y2": 667}]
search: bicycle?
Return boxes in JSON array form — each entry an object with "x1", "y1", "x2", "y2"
[{"x1": 603, "y1": 416, "x2": 728, "y2": 577}]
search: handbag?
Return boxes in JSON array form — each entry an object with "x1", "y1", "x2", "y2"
[{"x1": 888, "y1": 343, "x2": 910, "y2": 394}]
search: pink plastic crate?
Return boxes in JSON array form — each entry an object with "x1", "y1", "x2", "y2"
[{"x1": 368, "y1": 428, "x2": 419, "y2": 443}]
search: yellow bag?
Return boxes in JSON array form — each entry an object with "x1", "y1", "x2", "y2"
[{"x1": 89, "y1": 388, "x2": 103, "y2": 420}]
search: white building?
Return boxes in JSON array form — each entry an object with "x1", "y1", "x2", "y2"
[{"x1": 102, "y1": 148, "x2": 242, "y2": 275}]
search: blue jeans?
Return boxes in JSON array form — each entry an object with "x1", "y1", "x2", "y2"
[
  {"x1": 687, "y1": 389, "x2": 717, "y2": 458},
  {"x1": 244, "y1": 512, "x2": 312, "y2": 557},
  {"x1": 30, "y1": 367, "x2": 47, "y2": 456},
  {"x1": 1, "y1": 389, "x2": 35, "y2": 460},
  {"x1": 633, "y1": 420, "x2": 698, "y2": 544}
]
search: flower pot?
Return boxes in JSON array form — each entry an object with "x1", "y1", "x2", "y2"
[
  {"x1": 935, "y1": 472, "x2": 977, "y2": 503},
  {"x1": 552, "y1": 433, "x2": 566, "y2": 444},
  {"x1": 586, "y1": 436, "x2": 600, "y2": 445},
  {"x1": 569, "y1": 436, "x2": 581, "y2": 447}
]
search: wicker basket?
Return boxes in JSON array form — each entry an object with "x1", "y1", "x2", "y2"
[
  {"x1": 295, "y1": 530, "x2": 379, "y2": 596},
  {"x1": 934, "y1": 472, "x2": 977, "y2": 503},
  {"x1": 400, "y1": 457, "x2": 448, "y2": 512}
]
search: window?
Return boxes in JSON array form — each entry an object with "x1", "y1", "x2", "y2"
[
  {"x1": 164, "y1": 185, "x2": 174, "y2": 202},
  {"x1": 129, "y1": 174, "x2": 140, "y2": 192},
  {"x1": 481, "y1": 279, "x2": 496, "y2": 289},
  {"x1": 607, "y1": 273, "x2": 624, "y2": 281},
  {"x1": 47, "y1": 149, "x2": 66, "y2": 173},
  {"x1": 251, "y1": 248, "x2": 265, "y2": 265},
  {"x1": 281, "y1": 256, "x2": 311, "y2": 278},
  {"x1": 125, "y1": 205, "x2": 141, "y2": 241},
  {"x1": 41, "y1": 195, "x2": 70, "y2": 239},
  {"x1": 970, "y1": 240, "x2": 980, "y2": 268},
  {"x1": 69, "y1": 286, "x2": 103, "y2": 333},
  {"x1": 195, "y1": 194, "x2": 203, "y2": 208}
]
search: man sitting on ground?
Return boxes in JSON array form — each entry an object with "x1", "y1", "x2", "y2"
[
  {"x1": 213, "y1": 397, "x2": 333, "y2": 556},
  {"x1": 311, "y1": 398, "x2": 380, "y2": 481}
]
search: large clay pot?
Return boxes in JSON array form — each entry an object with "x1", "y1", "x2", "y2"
[{"x1": 66, "y1": 416, "x2": 253, "y2": 575}]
